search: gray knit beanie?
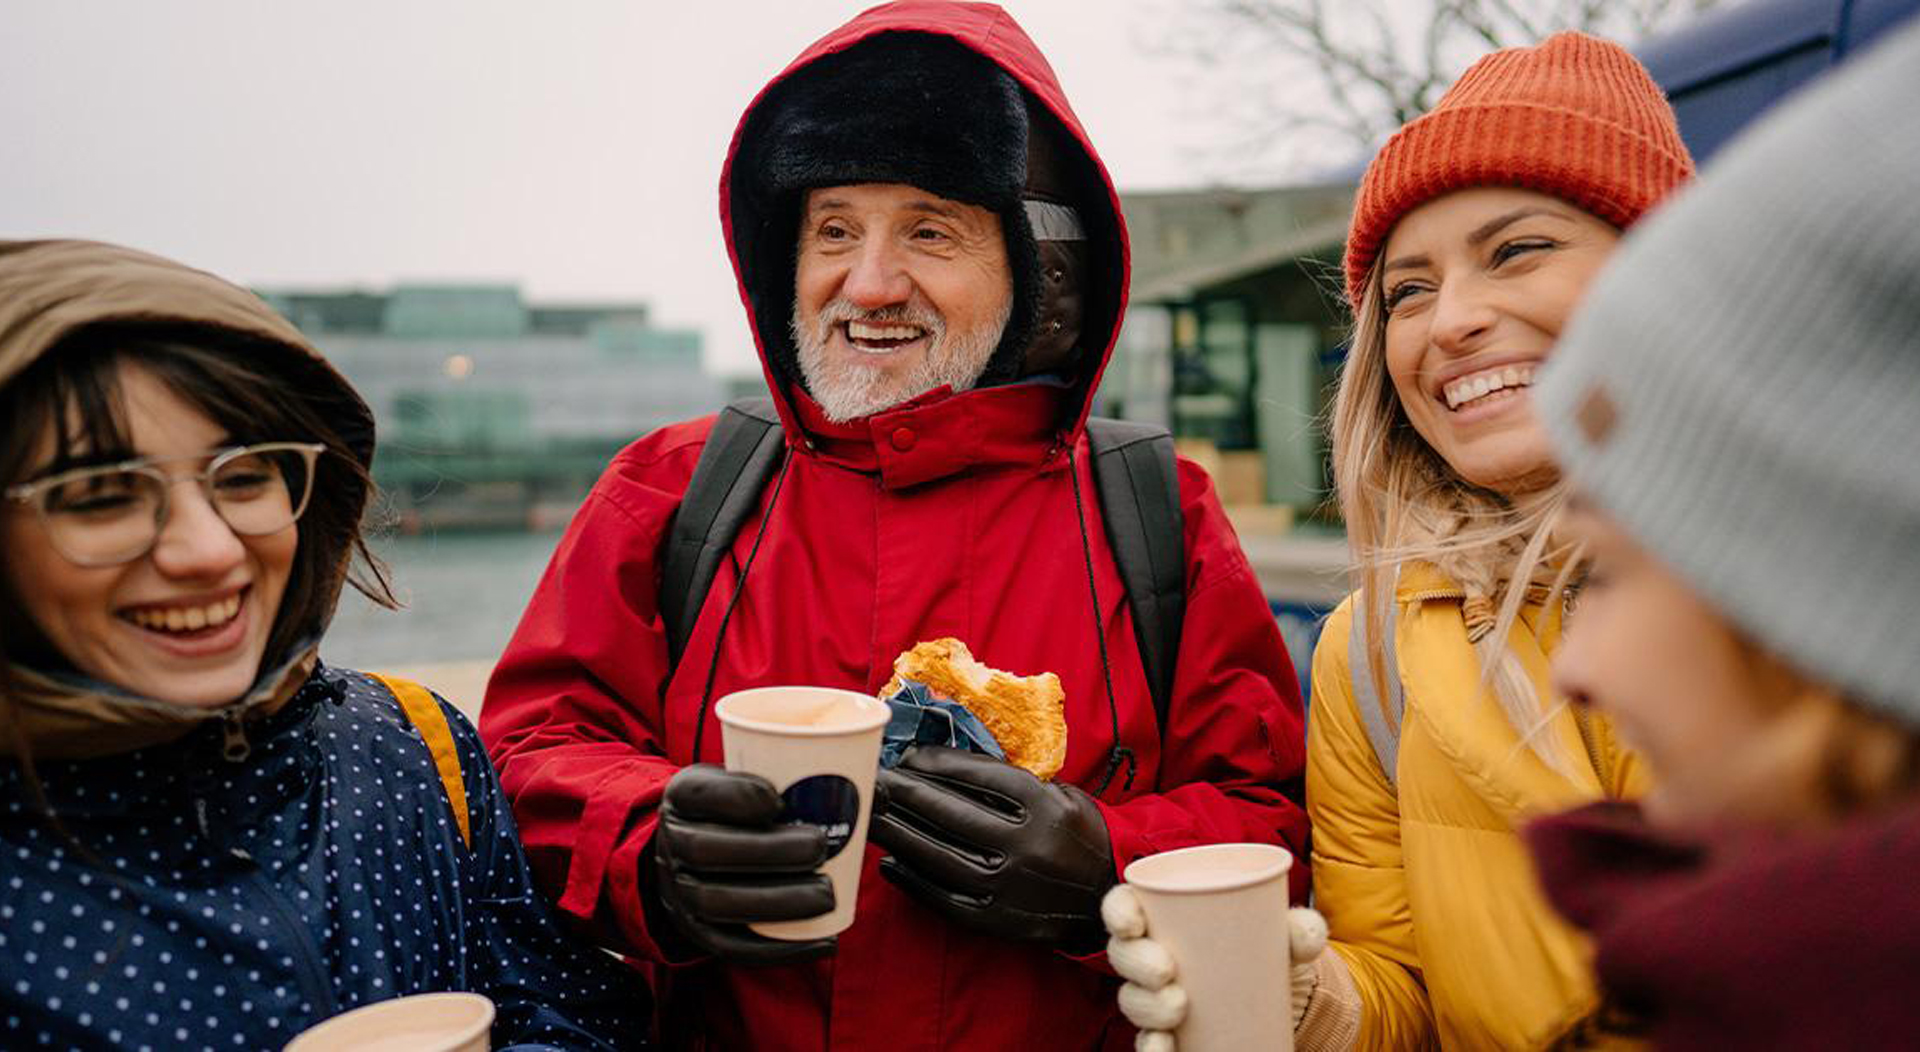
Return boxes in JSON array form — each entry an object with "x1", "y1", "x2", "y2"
[{"x1": 1536, "y1": 18, "x2": 1920, "y2": 728}]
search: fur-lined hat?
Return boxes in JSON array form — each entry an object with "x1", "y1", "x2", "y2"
[{"x1": 731, "y1": 30, "x2": 1081, "y2": 388}]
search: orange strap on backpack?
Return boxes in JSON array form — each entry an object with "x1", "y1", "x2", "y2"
[{"x1": 370, "y1": 673, "x2": 472, "y2": 848}]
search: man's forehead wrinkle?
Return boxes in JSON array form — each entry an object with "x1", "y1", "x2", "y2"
[
  {"x1": 906, "y1": 199, "x2": 965, "y2": 219},
  {"x1": 804, "y1": 190, "x2": 975, "y2": 221}
]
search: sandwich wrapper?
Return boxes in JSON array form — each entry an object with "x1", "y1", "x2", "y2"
[{"x1": 878, "y1": 679, "x2": 1005, "y2": 768}]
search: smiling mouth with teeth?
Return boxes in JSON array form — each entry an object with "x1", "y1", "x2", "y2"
[
  {"x1": 122, "y1": 592, "x2": 245, "y2": 635},
  {"x1": 1443, "y1": 363, "x2": 1537, "y2": 411},
  {"x1": 845, "y1": 319, "x2": 930, "y2": 353}
]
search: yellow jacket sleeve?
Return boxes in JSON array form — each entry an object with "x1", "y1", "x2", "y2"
[{"x1": 1307, "y1": 599, "x2": 1439, "y2": 1052}]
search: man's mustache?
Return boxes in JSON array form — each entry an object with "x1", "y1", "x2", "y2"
[{"x1": 813, "y1": 299, "x2": 946, "y2": 336}]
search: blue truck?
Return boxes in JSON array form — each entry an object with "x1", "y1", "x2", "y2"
[{"x1": 1642, "y1": 0, "x2": 1920, "y2": 162}]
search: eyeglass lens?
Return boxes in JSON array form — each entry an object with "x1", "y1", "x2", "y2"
[{"x1": 38, "y1": 447, "x2": 316, "y2": 565}]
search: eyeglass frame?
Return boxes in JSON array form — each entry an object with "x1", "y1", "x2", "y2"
[{"x1": 3, "y1": 441, "x2": 328, "y2": 568}]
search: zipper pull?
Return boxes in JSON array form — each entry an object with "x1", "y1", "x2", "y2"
[
  {"x1": 220, "y1": 709, "x2": 251, "y2": 763},
  {"x1": 192, "y1": 786, "x2": 254, "y2": 864}
]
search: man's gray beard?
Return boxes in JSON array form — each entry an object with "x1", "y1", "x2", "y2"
[{"x1": 791, "y1": 296, "x2": 1011, "y2": 423}]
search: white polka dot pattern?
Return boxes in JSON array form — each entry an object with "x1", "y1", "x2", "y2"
[{"x1": 0, "y1": 665, "x2": 650, "y2": 1050}]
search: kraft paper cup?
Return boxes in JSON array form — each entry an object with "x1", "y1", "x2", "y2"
[
  {"x1": 1123, "y1": 843, "x2": 1295, "y2": 1052},
  {"x1": 716, "y1": 685, "x2": 890, "y2": 940},
  {"x1": 284, "y1": 991, "x2": 494, "y2": 1052}
]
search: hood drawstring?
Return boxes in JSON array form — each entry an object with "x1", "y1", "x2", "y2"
[
  {"x1": 1066, "y1": 445, "x2": 1136, "y2": 798},
  {"x1": 689, "y1": 448, "x2": 795, "y2": 765}
]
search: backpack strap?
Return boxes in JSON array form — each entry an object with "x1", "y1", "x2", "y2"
[
  {"x1": 659, "y1": 398, "x2": 786, "y2": 667},
  {"x1": 1347, "y1": 574, "x2": 1405, "y2": 787},
  {"x1": 370, "y1": 673, "x2": 471, "y2": 848},
  {"x1": 1085, "y1": 418, "x2": 1186, "y2": 736}
]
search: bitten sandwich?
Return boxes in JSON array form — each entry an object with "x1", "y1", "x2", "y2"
[{"x1": 881, "y1": 638, "x2": 1068, "y2": 780}]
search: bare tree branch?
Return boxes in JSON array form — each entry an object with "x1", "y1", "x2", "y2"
[{"x1": 1154, "y1": 0, "x2": 1722, "y2": 178}]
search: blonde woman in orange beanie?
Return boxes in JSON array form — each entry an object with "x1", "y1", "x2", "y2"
[{"x1": 1103, "y1": 32, "x2": 1693, "y2": 1050}]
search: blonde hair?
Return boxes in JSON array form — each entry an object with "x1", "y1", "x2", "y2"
[
  {"x1": 1728, "y1": 646, "x2": 1920, "y2": 826},
  {"x1": 1331, "y1": 257, "x2": 1583, "y2": 775}
]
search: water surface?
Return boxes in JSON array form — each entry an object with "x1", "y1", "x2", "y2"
[{"x1": 324, "y1": 530, "x2": 564, "y2": 670}]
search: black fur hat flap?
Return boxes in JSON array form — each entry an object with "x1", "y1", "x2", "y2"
[{"x1": 746, "y1": 32, "x2": 1030, "y2": 210}]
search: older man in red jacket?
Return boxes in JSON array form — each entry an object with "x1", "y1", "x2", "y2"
[{"x1": 480, "y1": 3, "x2": 1309, "y2": 1047}]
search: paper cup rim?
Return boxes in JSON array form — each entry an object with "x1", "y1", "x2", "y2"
[
  {"x1": 1123, "y1": 842, "x2": 1294, "y2": 895},
  {"x1": 715, "y1": 686, "x2": 890, "y2": 737},
  {"x1": 283, "y1": 991, "x2": 494, "y2": 1052}
]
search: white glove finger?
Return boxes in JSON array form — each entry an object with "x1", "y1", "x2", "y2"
[
  {"x1": 1107, "y1": 934, "x2": 1178, "y2": 989},
  {"x1": 1118, "y1": 980, "x2": 1189, "y2": 1031},
  {"x1": 1287, "y1": 906, "x2": 1328, "y2": 962},
  {"x1": 1290, "y1": 959, "x2": 1320, "y2": 1028},
  {"x1": 1135, "y1": 1029, "x2": 1177, "y2": 1052},
  {"x1": 1102, "y1": 884, "x2": 1147, "y2": 939}
]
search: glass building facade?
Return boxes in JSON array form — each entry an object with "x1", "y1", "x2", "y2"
[{"x1": 262, "y1": 284, "x2": 722, "y2": 530}]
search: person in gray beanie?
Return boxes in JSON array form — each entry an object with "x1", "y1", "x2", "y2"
[{"x1": 1523, "y1": 16, "x2": 1920, "y2": 1050}]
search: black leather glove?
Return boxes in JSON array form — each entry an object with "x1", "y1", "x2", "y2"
[
  {"x1": 648, "y1": 764, "x2": 836, "y2": 964},
  {"x1": 870, "y1": 745, "x2": 1115, "y2": 950}
]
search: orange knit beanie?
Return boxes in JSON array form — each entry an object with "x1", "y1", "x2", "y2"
[{"x1": 1343, "y1": 31, "x2": 1694, "y2": 307}]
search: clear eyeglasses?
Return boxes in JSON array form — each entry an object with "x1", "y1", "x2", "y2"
[{"x1": 3, "y1": 442, "x2": 326, "y2": 568}]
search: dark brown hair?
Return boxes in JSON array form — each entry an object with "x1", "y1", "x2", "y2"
[{"x1": 0, "y1": 323, "x2": 397, "y2": 689}]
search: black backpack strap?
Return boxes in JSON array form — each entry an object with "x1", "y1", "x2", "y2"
[
  {"x1": 1086, "y1": 418, "x2": 1186, "y2": 736},
  {"x1": 660, "y1": 398, "x2": 785, "y2": 667}
]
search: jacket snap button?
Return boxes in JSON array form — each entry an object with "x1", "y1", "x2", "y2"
[{"x1": 890, "y1": 427, "x2": 916, "y2": 451}]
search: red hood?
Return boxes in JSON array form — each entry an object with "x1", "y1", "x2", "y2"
[{"x1": 718, "y1": 0, "x2": 1131, "y2": 444}]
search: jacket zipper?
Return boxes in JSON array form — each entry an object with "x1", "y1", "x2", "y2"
[
  {"x1": 247, "y1": 865, "x2": 341, "y2": 1019},
  {"x1": 219, "y1": 706, "x2": 251, "y2": 763},
  {"x1": 1570, "y1": 705, "x2": 1615, "y2": 790},
  {"x1": 187, "y1": 733, "x2": 335, "y2": 1018}
]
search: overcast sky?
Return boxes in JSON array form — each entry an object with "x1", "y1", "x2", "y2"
[{"x1": 0, "y1": 0, "x2": 1259, "y2": 376}]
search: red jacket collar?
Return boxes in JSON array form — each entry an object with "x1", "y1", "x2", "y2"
[{"x1": 787, "y1": 379, "x2": 1071, "y2": 489}]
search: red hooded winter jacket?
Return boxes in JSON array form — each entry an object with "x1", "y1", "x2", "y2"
[{"x1": 481, "y1": 4, "x2": 1310, "y2": 1048}]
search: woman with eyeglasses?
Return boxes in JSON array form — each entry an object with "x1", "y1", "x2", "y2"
[{"x1": 0, "y1": 239, "x2": 648, "y2": 1049}]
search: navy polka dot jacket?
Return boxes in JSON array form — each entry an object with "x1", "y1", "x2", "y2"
[{"x1": 0, "y1": 664, "x2": 651, "y2": 1050}]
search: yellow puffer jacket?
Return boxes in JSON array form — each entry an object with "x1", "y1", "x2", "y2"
[{"x1": 1307, "y1": 563, "x2": 1647, "y2": 1051}]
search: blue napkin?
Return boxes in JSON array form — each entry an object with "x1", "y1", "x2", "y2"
[{"x1": 879, "y1": 679, "x2": 1005, "y2": 768}]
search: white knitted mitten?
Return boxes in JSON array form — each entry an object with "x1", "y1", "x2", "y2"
[{"x1": 1102, "y1": 885, "x2": 1331, "y2": 1049}]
